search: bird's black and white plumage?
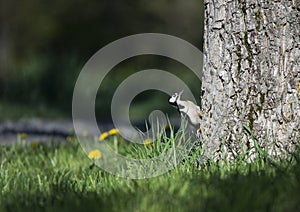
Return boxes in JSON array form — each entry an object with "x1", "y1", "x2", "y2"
[{"x1": 169, "y1": 90, "x2": 202, "y2": 137}]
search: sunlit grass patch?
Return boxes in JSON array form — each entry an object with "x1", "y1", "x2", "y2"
[{"x1": 0, "y1": 132, "x2": 299, "y2": 211}]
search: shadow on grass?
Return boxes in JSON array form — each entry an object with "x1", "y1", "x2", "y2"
[
  {"x1": 1, "y1": 142, "x2": 300, "y2": 212},
  {"x1": 2, "y1": 164, "x2": 300, "y2": 212}
]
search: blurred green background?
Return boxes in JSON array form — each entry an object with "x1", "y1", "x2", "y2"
[{"x1": 0, "y1": 0, "x2": 204, "y2": 121}]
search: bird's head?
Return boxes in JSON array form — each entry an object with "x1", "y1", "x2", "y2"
[{"x1": 168, "y1": 90, "x2": 183, "y2": 107}]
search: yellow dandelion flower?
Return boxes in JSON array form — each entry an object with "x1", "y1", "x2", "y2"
[
  {"x1": 66, "y1": 136, "x2": 75, "y2": 142},
  {"x1": 108, "y1": 128, "x2": 119, "y2": 136},
  {"x1": 298, "y1": 82, "x2": 300, "y2": 94},
  {"x1": 99, "y1": 132, "x2": 109, "y2": 141},
  {"x1": 144, "y1": 138, "x2": 153, "y2": 147},
  {"x1": 287, "y1": 99, "x2": 292, "y2": 104},
  {"x1": 19, "y1": 133, "x2": 27, "y2": 139},
  {"x1": 88, "y1": 149, "x2": 101, "y2": 159},
  {"x1": 165, "y1": 125, "x2": 171, "y2": 130},
  {"x1": 31, "y1": 142, "x2": 40, "y2": 148}
]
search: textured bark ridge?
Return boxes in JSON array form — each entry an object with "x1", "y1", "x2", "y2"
[{"x1": 201, "y1": 0, "x2": 300, "y2": 160}]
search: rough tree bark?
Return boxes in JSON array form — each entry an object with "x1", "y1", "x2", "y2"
[{"x1": 200, "y1": 0, "x2": 300, "y2": 161}]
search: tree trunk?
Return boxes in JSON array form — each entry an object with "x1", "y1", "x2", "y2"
[{"x1": 200, "y1": 0, "x2": 300, "y2": 161}]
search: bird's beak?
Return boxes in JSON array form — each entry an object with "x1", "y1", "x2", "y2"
[{"x1": 178, "y1": 90, "x2": 184, "y2": 97}]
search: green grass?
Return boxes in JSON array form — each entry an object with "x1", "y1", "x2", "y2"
[{"x1": 0, "y1": 135, "x2": 299, "y2": 212}]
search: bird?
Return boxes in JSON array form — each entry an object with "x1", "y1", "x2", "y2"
[{"x1": 169, "y1": 90, "x2": 202, "y2": 138}]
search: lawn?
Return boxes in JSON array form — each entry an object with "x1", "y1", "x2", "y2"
[{"x1": 0, "y1": 135, "x2": 299, "y2": 212}]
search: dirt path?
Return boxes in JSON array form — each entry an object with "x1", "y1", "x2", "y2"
[
  {"x1": 0, "y1": 119, "x2": 75, "y2": 144},
  {"x1": 0, "y1": 118, "x2": 180, "y2": 145}
]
